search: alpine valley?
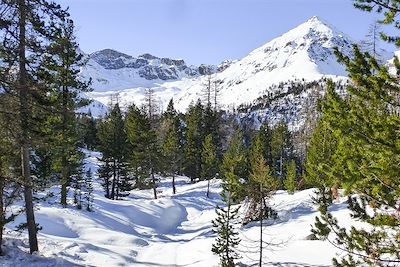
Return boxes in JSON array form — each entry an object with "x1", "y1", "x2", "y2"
[{"x1": 81, "y1": 16, "x2": 384, "y2": 128}]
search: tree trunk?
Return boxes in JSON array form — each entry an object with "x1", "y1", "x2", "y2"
[
  {"x1": 60, "y1": 82, "x2": 69, "y2": 207},
  {"x1": 60, "y1": 166, "x2": 68, "y2": 207},
  {"x1": 172, "y1": 173, "x2": 176, "y2": 195},
  {"x1": 207, "y1": 178, "x2": 210, "y2": 198},
  {"x1": 259, "y1": 185, "x2": 263, "y2": 267},
  {"x1": 18, "y1": 0, "x2": 38, "y2": 254},
  {"x1": 115, "y1": 165, "x2": 120, "y2": 200},
  {"x1": 0, "y1": 172, "x2": 4, "y2": 256},
  {"x1": 152, "y1": 168, "x2": 157, "y2": 199},
  {"x1": 226, "y1": 193, "x2": 231, "y2": 265},
  {"x1": 111, "y1": 159, "x2": 116, "y2": 200}
]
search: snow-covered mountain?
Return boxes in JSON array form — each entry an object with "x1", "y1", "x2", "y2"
[
  {"x1": 82, "y1": 16, "x2": 354, "y2": 115},
  {"x1": 80, "y1": 49, "x2": 216, "y2": 93}
]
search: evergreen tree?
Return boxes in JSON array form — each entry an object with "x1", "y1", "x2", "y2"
[
  {"x1": 220, "y1": 130, "x2": 248, "y2": 202},
  {"x1": 80, "y1": 115, "x2": 98, "y2": 150},
  {"x1": 183, "y1": 101, "x2": 204, "y2": 182},
  {"x1": 0, "y1": 111, "x2": 21, "y2": 255},
  {"x1": 72, "y1": 168, "x2": 84, "y2": 210},
  {"x1": 212, "y1": 138, "x2": 243, "y2": 267},
  {"x1": 284, "y1": 160, "x2": 297, "y2": 194},
  {"x1": 248, "y1": 157, "x2": 278, "y2": 266},
  {"x1": 305, "y1": 115, "x2": 339, "y2": 202},
  {"x1": 271, "y1": 122, "x2": 294, "y2": 185},
  {"x1": 161, "y1": 104, "x2": 181, "y2": 194},
  {"x1": 201, "y1": 134, "x2": 218, "y2": 197},
  {"x1": 0, "y1": 0, "x2": 69, "y2": 253},
  {"x1": 84, "y1": 169, "x2": 94, "y2": 212},
  {"x1": 126, "y1": 104, "x2": 158, "y2": 199},
  {"x1": 203, "y1": 103, "x2": 223, "y2": 160},
  {"x1": 312, "y1": 48, "x2": 400, "y2": 266},
  {"x1": 40, "y1": 18, "x2": 91, "y2": 207},
  {"x1": 211, "y1": 199, "x2": 241, "y2": 267},
  {"x1": 98, "y1": 161, "x2": 112, "y2": 199},
  {"x1": 244, "y1": 129, "x2": 277, "y2": 224},
  {"x1": 97, "y1": 104, "x2": 131, "y2": 200}
]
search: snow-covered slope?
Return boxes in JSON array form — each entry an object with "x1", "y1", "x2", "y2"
[
  {"x1": 3, "y1": 151, "x2": 354, "y2": 267},
  {"x1": 83, "y1": 16, "x2": 353, "y2": 113},
  {"x1": 169, "y1": 16, "x2": 352, "y2": 110},
  {"x1": 80, "y1": 49, "x2": 216, "y2": 93}
]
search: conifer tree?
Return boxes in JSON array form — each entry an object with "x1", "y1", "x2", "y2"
[
  {"x1": 126, "y1": 104, "x2": 159, "y2": 199},
  {"x1": 249, "y1": 157, "x2": 278, "y2": 266},
  {"x1": 80, "y1": 115, "x2": 98, "y2": 150},
  {"x1": 201, "y1": 134, "x2": 218, "y2": 197},
  {"x1": 271, "y1": 122, "x2": 294, "y2": 184},
  {"x1": 244, "y1": 129, "x2": 276, "y2": 224},
  {"x1": 72, "y1": 169, "x2": 84, "y2": 210},
  {"x1": 0, "y1": 0, "x2": 69, "y2": 253},
  {"x1": 312, "y1": 49, "x2": 400, "y2": 266},
  {"x1": 284, "y1": 160, "x2": 297, "y2": 194},
  {"x1": 220, "y1": 130, "x2": 248, "y2": 202},
  {"x1": 162, "y1": 113, "x2": 181, "y2": 194},
  {"x1": 0, "y1": 111, "x2": 21, "y2": 255},
  {"x1": 212, "y1": 138, "x2": 244, "y2": 267},
  {"x1": 305, "y1": 115, "x2": 339, "y2": 202},
  {"x1": 183, "y1": 101, "x2": 204, "y2": 182},
  {"x1": 97, "y1": 104, "x2": 131, "y2": 200},
  {"x1": 84, "y1": 169, "x2": 94, "y2": 212},
  {"x1": 40, "y1": 18, "x2": 91, "y2": 207},
  {"x1": 212, "y1": 198, "x2": 241, "y2": 267}
]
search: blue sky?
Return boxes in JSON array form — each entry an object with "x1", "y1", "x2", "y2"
[{"x1": 58, "y1": 0, "x2": 396, "y2": 65}]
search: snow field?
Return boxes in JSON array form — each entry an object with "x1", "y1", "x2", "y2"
[{"x1": 3, "y1": 151, "x2": 354, "y2": 266}]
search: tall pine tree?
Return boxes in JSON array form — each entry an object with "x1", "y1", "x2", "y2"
[
  {"x1": 0, "y1": 0, "x2": 69, "y2": 253},
  {"x1": 126, "y1": 104, "x2": 159, "y2": 199}
]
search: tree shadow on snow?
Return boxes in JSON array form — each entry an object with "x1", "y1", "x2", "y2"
[{"x1": 244, "y1": 262, "x2": 330, "y2": 267}]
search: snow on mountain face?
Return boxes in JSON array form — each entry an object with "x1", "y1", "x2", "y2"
[
  {"x1": 168, "y1": 16, "x2": 353, "y2": 111},
  {"x1": 83, "y1": 16, "x2": 353, "y2": 114},
  {"x1": 80, "y1": 49, "x2": 216, "y2": 93}
]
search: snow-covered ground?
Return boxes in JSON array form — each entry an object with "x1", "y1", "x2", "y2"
[{"x1": 2, "y1": 152, "x2": 352, "y2": 266}]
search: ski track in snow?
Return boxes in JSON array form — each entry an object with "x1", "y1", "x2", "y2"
[{"x1": 1, "y1": 150, "x2": 355, "y2": 267}]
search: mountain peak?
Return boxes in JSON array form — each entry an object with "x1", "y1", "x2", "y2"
[{"x1": 287, "y1": 16, "x2": 347, "y2": 41}]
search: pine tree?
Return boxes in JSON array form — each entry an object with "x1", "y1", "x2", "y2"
[
  {"x1": 40, "y1": 18, "x2": 91, "y2": 207},
  {"x1": 248, "y1": 157, "x2": 278, "y2": 266},
  {"x1": 244, "y1": 129, "x2": 277, "y2": 224},
  {"x1": 97, "y1": 104, "x2": 131, "y2": 200},
  {"x1": 305, "y1": 115, "x2": 339, "y2": 202},
  {"x1": 212, "y1": 144, "x2": 243, "y2": 267},
  {"x1": 72, "y1": 168, "x2": 84, "y2": 210},
  {"x1": 0, "y1": 111, "x2": 21, "y2": 255},
  {"x1": 126, "y1": 104, "x2": 158, "y2": 199},
  {"x1": 201, "y1": 134, "x2": 218, "y2": 197},
  {"x1": 284, "y1": 160, "x2": 297, "y2": 194},
  {"x1": 270, "y1": 121, "x2": 294, "y2": 185},
  {"x1": 0, "y1": 0, "x2": 69, "y2": 253},
  {"x1": 162, "y1": 116, "x2": 181, "y2": 195},
  {"x1": 312, "y1": 48, "x2": 400, "y2": 266},
  {"x1": 84, "y1": 169, "x2": 94, "y2": 212},
  {"x1": 211, "y1": 199, "x2": 241, "y2": 267},
  {"x1": 183, "y1": 101, "x2": 204, "y2": 182},
  {"x1": 220, "y1": 130, "x2": 248, "y2": 202},
  {"x1": 203, "y1": 103, "x2": 223, "y2": 160},
  {"x1": 80, "y1": 115, "x2": 98, "y2": 150}
]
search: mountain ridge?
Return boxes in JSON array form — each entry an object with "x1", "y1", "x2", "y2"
[{"x1": 81, "y1": 16, "x2": 386, "y2": 119}]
